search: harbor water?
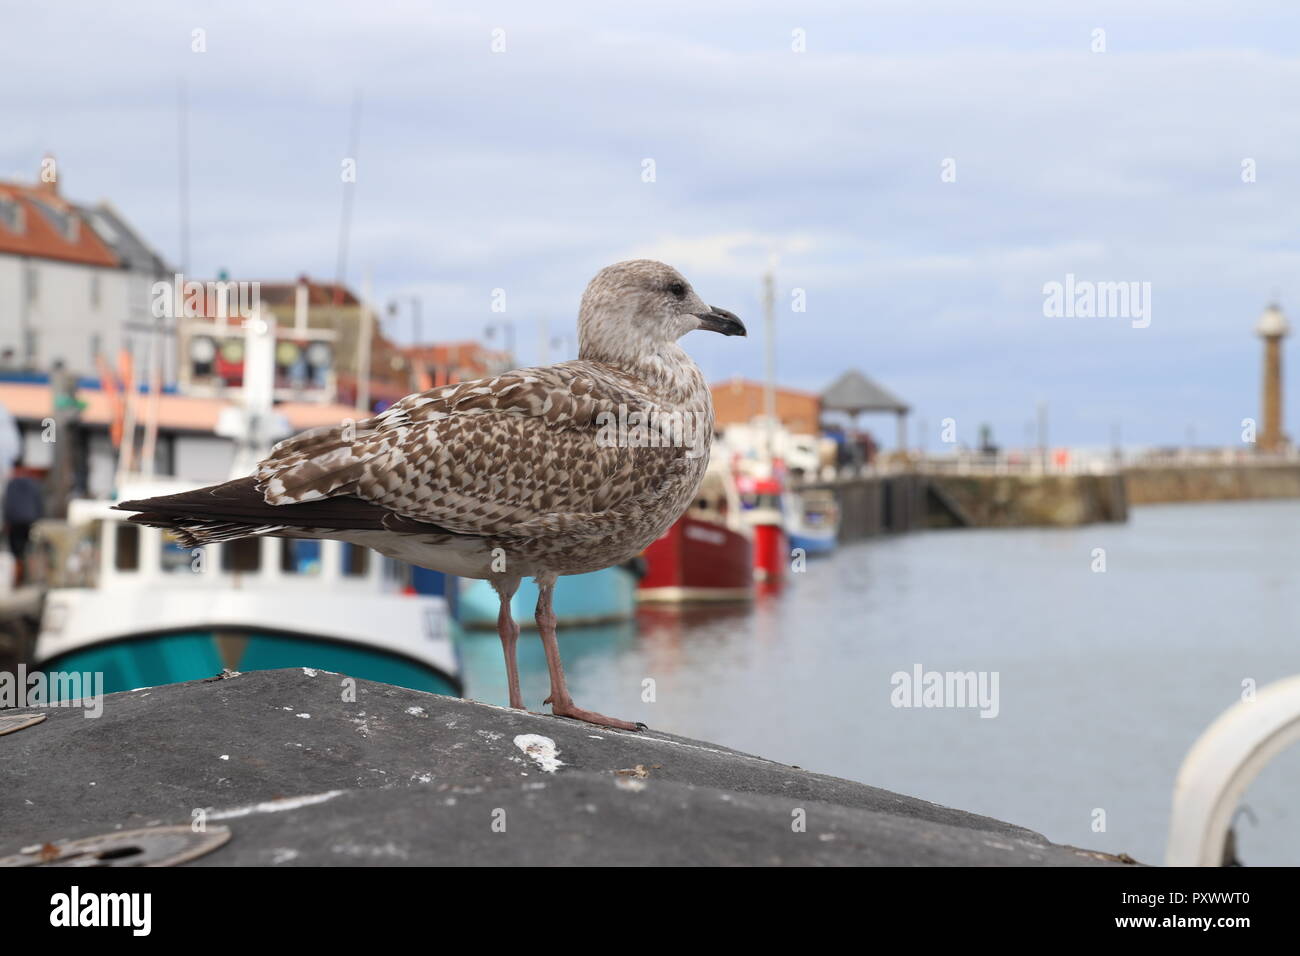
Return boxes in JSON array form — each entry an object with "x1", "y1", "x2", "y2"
[{"x1": 459, "y1": 499, "x2": 1300, "y2": 865}]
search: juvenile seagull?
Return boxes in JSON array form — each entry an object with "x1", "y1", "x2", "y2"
[{"x1": 116, "y1": 260, "x2": 745, "y2": 730}]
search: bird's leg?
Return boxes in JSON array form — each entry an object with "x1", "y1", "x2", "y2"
[
  {"x1": 492, "y1": 577, "x2": 525, "y2": 710},
  {"x1": 536, "y1": 578, "x2": 642, "y2": 731}
]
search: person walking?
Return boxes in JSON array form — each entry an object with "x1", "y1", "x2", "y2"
[{"x1": 3, "y1": 458, "x2": 44, "y2": 587}]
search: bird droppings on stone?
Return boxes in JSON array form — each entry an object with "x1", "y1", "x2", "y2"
[
  {"x1": 205, "y1": 789, "x2": 347, "y2": 821},
  {"x1": 615, "y1": 777, "x2": 647, "y2": 792},
  {"x1": 331, "y1": 840, "x2": 409, "y2": 860},
  {"x1": 296, "y1": 713, "x2": 311, "y2": 719},
  {"x1": 514, "y1": 734, "x2": 564, "y2": 773},
  {"x1": 302, "y1": 668, "x2": 318, "y2": 677},
  {"x1": 4, "y1": 671, "x2": 1137, "y2": 866},
  {"x1": 405, "y1": 706, "x2": 426, "y2": 717}
]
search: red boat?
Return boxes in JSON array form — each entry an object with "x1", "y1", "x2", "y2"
[
  {"x1": 735, "y1": 472, "x2": 787, "y2": 594},
  {"x1": 637, "y1": 465, "x2": 753, "y2": 603}
]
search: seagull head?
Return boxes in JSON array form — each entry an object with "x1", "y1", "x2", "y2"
[{"x1": 578, "y1": 259, "x2": 745, "y2": 367}]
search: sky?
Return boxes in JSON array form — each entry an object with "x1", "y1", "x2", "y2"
[{"x1": 5, "y1": 1, "x2": 1300, "y2": 449}]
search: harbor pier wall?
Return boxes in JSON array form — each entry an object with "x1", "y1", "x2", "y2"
[
  {"x1": 804, "y1": 471, "x2": 1129, "y2": 538},
  {"x1": 1122, "y1": 463, "x2": 1300, "y2": 505}
]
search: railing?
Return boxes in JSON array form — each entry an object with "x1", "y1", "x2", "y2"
[{"x1": 802, "y1": 447, "x2": 1300, "y2": 483}]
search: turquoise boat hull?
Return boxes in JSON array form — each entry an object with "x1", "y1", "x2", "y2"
[
  {"x1": 40, "y1": 630, "x2": 461, "y2": 698},
  {"x1": 458, "y1": 566, "x2": 638, "y2": 629}
]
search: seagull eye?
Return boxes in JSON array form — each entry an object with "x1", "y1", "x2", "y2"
[{"x1": 668, "y1": 282, "x2": 686, "y2": 299}]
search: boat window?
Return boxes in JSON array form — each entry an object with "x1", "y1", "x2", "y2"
[
  {"x1": 61, "y1": 521, "x2": 101, "y2": 588},
  {"x1": 222, "y1": 537, "x2": 261, "y2": 573},
  {"x1": 114, "y1": 523, "x2": 139, "y2": 571},
  {"x1": 160, "y1": 531, "x2": 194, "y2": 574},
  {"x1": 381, "y1": 555, "x2": 410, "y2": 589},
  {"x1": 341, "y1": 542, "x2": 369, "y2": 577},
  {"x1": 281, "y1": 539, "x2": 322, "y2": 575}
]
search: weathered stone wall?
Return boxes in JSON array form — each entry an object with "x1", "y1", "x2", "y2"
[
  {"x1": 1122, "y1": 464, "x2": 1300, "y2": 505},
  {"x1": 926, "y1": 473, "x2": 1129, "y2": 528}
]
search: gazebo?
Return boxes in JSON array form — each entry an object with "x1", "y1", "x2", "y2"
[{"x1": 821, "y1": 369, "x2": 911, "y2": 454}]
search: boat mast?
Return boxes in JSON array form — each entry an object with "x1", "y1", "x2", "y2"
[{"x1": 762, "y1": 262, "x2": 776, "y2": 465}]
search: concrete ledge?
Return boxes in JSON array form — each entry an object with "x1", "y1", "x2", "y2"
[{"x1": 1, "y1": 669, "x2": 1134, "y2": 866}]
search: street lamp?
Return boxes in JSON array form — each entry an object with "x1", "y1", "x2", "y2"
[
  {"x1": 550, "y1": 332, "x2": 575, "y2": 358},
  {"x1": 388, "y1": 296, "x2": 424, "y2": 389},
  {"x1": 387, "y1": 296, "x2": 422, "y2": 346},
  {"x1": 484, "y1": 320, "x2": 516, "y2": 362}
]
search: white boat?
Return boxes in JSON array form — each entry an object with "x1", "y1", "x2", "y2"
[{"x1": 32, "y1": 482, "x2": 462, "y2": 696}]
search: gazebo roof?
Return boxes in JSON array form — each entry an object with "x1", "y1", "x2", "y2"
[{"x1": 821, "y1": 370, "x2": 909, "y2": 415}]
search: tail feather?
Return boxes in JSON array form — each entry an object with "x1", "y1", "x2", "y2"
[{"x1": 114, "y1": 476, "x2": 451, "y2": 548}]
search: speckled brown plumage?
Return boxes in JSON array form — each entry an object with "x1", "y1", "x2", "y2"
[{"x1": 117, "y1": 260, "x2": 746, "y2": 729}]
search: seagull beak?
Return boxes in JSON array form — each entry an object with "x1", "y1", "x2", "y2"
[{"x1": 695, "y1": 306, "x2": 746, "y2": 337}]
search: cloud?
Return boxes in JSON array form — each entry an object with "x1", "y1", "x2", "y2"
[{"x1": 3, "y1": 1, "x2": 1299, "y2": 445}]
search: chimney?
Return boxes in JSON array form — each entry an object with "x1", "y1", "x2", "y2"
[
  {"x1": 38, "y1": 152, "x2": 59, "y2": 195},
  {"x1": 295, "y1": 274, "x2": 310, "y2": 334}
]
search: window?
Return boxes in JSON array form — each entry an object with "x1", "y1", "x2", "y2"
[
  {"x1": 280, "y1": 539, "x2": 321, "y2": 575},
  {"x1": 114, "y1": 524, "x2": 139, "y2": 571},
  {"x1": 30, "y1": 197, "x2": 78, "y2": 242},
  {"x1": 341, "y1": 542, "x2": 369, "y2": 577},
  {"x1": 25, "y1": 265, "x2": 38, "y2": 305},
  {"x1": 221, "y1": 537, "x2": 261, "y2": 573},
  {"x1": 381, "y1": 555, "x2": 410, "y2": 590},
  {"x1": 160, "y1": 532, "x2": 194, "y2": 574},
  {"x1": 89, "y1": 274, "x2": 101, "y2": 310},
  {"x1": 0, "y1": 197, "x2": 22, "y2": 233}
]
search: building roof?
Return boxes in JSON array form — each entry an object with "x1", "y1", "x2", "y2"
[
  {"x1": 257, "y1": 278, "x2": 360, "y2": 307},
  {"x1": 710, "y1": 377, "x2": 820, "y2": 401},
  {"x1": 0, "y1": 179, "x2": 119, "y2": 268},
  {"x1": 821, "y1": 370, "x2": 909, "y2": 414},
  {"x1": 0, "y1": 381, "x2": 360, "y2": 434},
  {"x1": 73, "y1": 200, "x2": 172, "y2": 276},
  {"x1": 405, "y1": 341, "x2": 512, "y2": 368}
]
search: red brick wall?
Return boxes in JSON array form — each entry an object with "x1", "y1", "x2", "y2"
[{"x1": 710, "y1": 379, "x2": 820, "y2": 434}]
